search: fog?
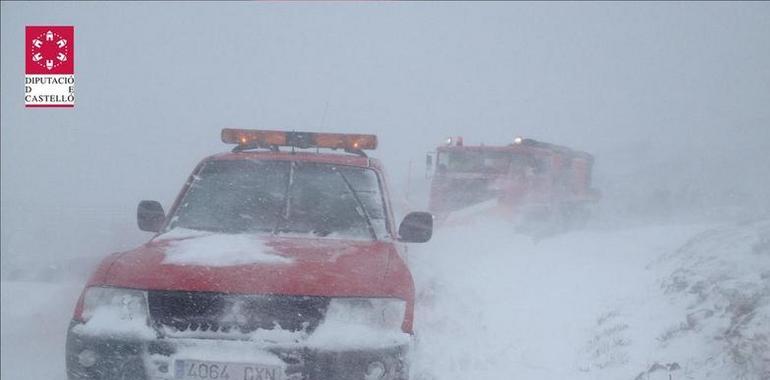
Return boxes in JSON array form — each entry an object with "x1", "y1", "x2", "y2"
[
  {"x1": 1, "y1": 2, "x2": 769, "y2": 379},
  {"x1": 3, "y1": 2, "x2": 769, "y2": 271}
]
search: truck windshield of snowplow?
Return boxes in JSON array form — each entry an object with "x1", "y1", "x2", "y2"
[
  {"x1": 167, "y1": 160, "x2": 388, "y2": 240},
  {"x1": 437, "y1": 151, "x2": 547, "y2": 176},
  {"x1": 437, "y1": 151, "x2": 511, "y2": 173}
]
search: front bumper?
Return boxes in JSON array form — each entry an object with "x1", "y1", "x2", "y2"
[{"x1": 66, "y1": 321, "x2": 410, "y2": 380}]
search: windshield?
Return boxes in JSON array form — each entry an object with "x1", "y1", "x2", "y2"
[
  {"x1": 167, "y1": 159, "x2": 389, "y2": 240},
  {"x1": 437, "y1": 150, "x2": 511, "y2": 173}
]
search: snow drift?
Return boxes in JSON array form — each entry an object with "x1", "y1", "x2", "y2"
[{"x1": 409, "y1": 218, "x2": 770, "y2": 380}]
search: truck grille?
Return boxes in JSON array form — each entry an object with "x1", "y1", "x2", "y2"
[{"x1": 147, "y1": 291, "x2": 329, "y2": 337}]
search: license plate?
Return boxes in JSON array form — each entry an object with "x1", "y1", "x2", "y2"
[{"x1": 175, "y1": 359, "x2": 284, "y2": 380}]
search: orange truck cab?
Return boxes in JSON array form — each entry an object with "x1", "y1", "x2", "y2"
[
  {"x1": 427, "y1": 136, "x2": 599, "y2": 225},
  {"x1": 66, "y1": 129, "x2": 433, "y2": 380}
]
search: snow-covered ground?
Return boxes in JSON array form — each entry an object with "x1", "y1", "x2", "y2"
[
  {"x1": 1, "y1": 219, "x2": 768, "y2": 379},
  {"x1": 409, "y1": 219, "x2": 770, "y2": 380},
  {"x1": 0, "y1": 280, "x2": 83, "y2": 380}
]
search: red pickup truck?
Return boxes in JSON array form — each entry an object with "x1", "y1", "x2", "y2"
[{"x1": 66, "y1": 129, "x2": 433, "y2": 380}]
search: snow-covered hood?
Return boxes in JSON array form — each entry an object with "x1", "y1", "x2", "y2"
[{"x1": 92, "y1": 230, "x2": 414, "y2": 302}]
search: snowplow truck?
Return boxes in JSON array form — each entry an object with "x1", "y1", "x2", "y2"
[{"x1": 426, "y1": 136, "x2": 600, "y2": 226}]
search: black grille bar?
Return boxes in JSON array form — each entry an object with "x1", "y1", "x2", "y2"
[{"x1": 148, "y1": 291, "x2": 329, "y2": 337}]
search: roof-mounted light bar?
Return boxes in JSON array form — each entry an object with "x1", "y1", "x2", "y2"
[
  {"x1": 513, "y1": 136, "x2": 543, "y2": 146},
  {"x1": 222, "y1": 129, "x2": 378, "y2": 151},
  {"x1": 445, "y1": 136, "x2": 463, "y2": 146}
]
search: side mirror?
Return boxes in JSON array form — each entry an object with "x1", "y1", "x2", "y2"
[
  {"x1": 398, "y1": 211, "x2": 433, "y2": 243},
  {"x1": 137, "y1": 200, "x2": 165, "y2": 232}
]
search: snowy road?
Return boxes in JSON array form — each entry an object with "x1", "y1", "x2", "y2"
[
  {"x1": 409, "y1": 220, "x2": 769, "y2": 380},
  {"x1": 2, "y1": 220, "x2": 768, "y2": 380},
  {"x1": 408, "y1": 222, "x2": 705, "y2": 379}
]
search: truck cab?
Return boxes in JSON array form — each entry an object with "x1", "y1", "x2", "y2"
[{"x1": 66, "y1": 129, "x2": 433, "y2": 380}]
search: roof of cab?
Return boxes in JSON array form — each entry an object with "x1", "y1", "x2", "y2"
[{"x1": 204, "y1": 150, "x2": 383, "y2": 170}]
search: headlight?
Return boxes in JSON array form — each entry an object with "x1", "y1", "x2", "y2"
[
  {"x1": 324, "y1": 298, "x2": 406, "y2": 331},
  {"x1": 82, "y1": 287, "x2": 149, "y2": 323}
]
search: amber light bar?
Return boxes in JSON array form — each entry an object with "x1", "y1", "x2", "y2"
[{"x1": 221, "y1": 129, "x2": 378, "y2": 150}]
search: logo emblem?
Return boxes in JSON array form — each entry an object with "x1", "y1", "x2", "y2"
[{"x1": 26, "y1": 26, "x2": 73, "y2": 75}]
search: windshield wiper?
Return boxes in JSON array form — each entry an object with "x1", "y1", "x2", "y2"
[{"x1": 336, "y1": 169, "x2": 377, "y2": 240}]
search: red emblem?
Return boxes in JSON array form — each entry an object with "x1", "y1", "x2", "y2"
[{"x1": 26, "y1": 26, "x2": 74, "y2": 75}]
